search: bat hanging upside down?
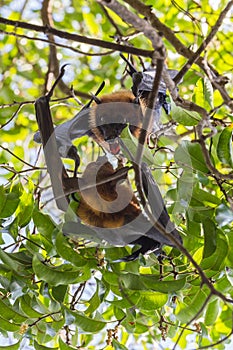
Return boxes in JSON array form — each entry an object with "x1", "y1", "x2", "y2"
[
  {"x1": 71, "y1": 156, "x2": 182, "y2": 262},
  {"x1": 34, "y1": 56, "x2": 176, "y2": 169}
]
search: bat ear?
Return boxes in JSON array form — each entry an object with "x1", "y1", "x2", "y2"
[{"x1": 91, "y1": 94, "x2": 102, "y2": 104}]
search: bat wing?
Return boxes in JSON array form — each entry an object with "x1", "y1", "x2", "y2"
[
  {"x1": 141, "y1": 162, "x2": 182, "y2": 245},
  {"x1": 34, "y1": 107, "x2": 92, "y2": 158}
]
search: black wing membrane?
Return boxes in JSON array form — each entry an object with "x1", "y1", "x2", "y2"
[
  {"x1": 34, "y1": 81, "x2": 105, "y2": 160},
  {"x1": 120, "y1": 54, "x2": 180, "y2": 130},
  {"x1": 141, "y1": 162, "x2": 182, "y2": 244}
]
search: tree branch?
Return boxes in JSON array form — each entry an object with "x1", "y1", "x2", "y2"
[
  {"x1": 124, "y1": 0, "x2": 233, "y2": 110},
  {"x1": 0, "y1": 16, "x2": 153, "y2": 57},
  {"x1": 173, "y1": 0, "x2": 233, "y2": 85}
]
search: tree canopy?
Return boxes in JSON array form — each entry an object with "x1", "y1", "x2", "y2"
[{"x1": 0, "y1": 0, "x2": 233, "y2": 349}]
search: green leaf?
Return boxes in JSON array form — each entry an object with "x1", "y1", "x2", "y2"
[
  {"x1": 174, "y1": 141, "x2": 209, "y2": 173},
  {"x1": 32, "y1": 255, "x2": 91, "y2": 287},
  {"x1": 20, "y1": 295, "x2": 44, "y2": 318},
  {"x1": 0, "y1": 298, "x2": 27, "y2": 323},
  {"x1": 216, "y1": 126, "x2": 233, "y2": 168},
  {"x1": 85, "y1": 284, "x2": 101, "y2": 315},
  {"x1": 58, "y1": 338, "x2": 77, "y2": 350},
  {"x1": 120, "y1": 127, "x2": 155, "y2": 165},
  {"x1": 112, "y1": 339, "x2": 128, "y2": 350},
  {"x1": 192, "y1": 188, "x2": 221, "y2": 207},
  {"x1": 64, "y1": 308, "x2": 106, "y2": 332},
  {"x1": 203, "y1": 218, "x2": 217, "y2": 258},
  {"x1": 34, "y1": 340, "x2": 58, "y2": 350},
  {"x1": 15, "y1": 180, "x2": 34, "y2": 227},
  {"x1": 55, "y1": 231, "x2": 87, "y2": 267},
  {"x1": 0, "y1": 248, "x2": 28, "y2": 275},
  {"x1": 171, "y1": 99, "x2": 201, "y2": 126},
  {"x1": 0, "y1": 192, "x2": 20, "y2": 218},
  {"x1": 200, "y1": 231, "x2": 228, "y2": 271},
  {"x1": 193, "y1": 78, "x2": 214, "y2": 109},
  {"x1": 32, "y1": 208, "x2": 56, "y2": 241},
  {"x1": 137, "y1": 291, "x2": 168, "y2": 310},
  {"x1": 120, "y1": 273, "x2": 186, "y2": 293},
  {"x1": 0, "y1": 315, "x2": 21, "y2": 332},
  {"x1": 51, "y1": 285, "x2": 68, "y2": 303},
  {"x1": 0, "y1": 186, "x2": 7, "y2": 213},
  {"x1": 204, "y1": 299, "x2": 219, "y2": 326},
  {"x1": 176, "y1": 289, "x2": 208, "y2": 323}
]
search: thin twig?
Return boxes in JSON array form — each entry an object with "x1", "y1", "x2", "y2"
[
  {"x1": 0, "y1": 29, "x2": 115, "y2": 56},
  {"x1": 173, "y1": 0, "x2": 233, "y2": 84},
  {"x1": 0, "y1": 145, "x2": 42, "y2": 169},
  {"x1": 124, "y1": 0, "x2": 233, "y2": 109}
]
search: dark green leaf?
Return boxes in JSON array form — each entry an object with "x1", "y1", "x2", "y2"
[
  {"x1": 20, "y1": 295, "x2": 44, "y2": 318},
  {"x1": 201, "y1": 231, "x2": 228, "y2": 271},
  {"x1": 0, "y1": 298, "x2": 27, "y2": 323},
  {"x1": 120, "y1": 273, "x2": 186, "y2": 293},
  {"x1": 203, "y1": 218, "x2": 217, "y2": 258},
  {"x1": 85, "y1": 284, "x2": 101, "y2": 315},
  {"x1": 0, "y1": 248, "x2": 28, "y2": 275},
  {"x1": 0, "y1": 192, "x2": 20, "y2": 218},
  {"x1": 217, "y1": 126, "x2": 233, "y2": 167}
]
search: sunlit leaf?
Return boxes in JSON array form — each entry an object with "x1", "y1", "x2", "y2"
[
  {"x1": 204, "y1": 299, "x2": 219, "y2": 326},
  {"x1": 171, "y1": 99, "x2": 201, "y2": 126},
  {"x1": 194, "y1": 78, "x2": 214, "y2": 109},
  {"x1": 176, "y1": 289, "x2": 208, "y2": 323}
]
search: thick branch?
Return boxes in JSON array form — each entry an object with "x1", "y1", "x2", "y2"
[{"x1": 0, "y1": 16, "x2": 153, "y2": 57}]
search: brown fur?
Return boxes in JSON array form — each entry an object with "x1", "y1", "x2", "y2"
[
  {"x1": 76, "y1": 160, "x2": 141, "y2": 229},
  {"x1": 89, "y1": 90, "x2": 143, "y2": 142}
]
